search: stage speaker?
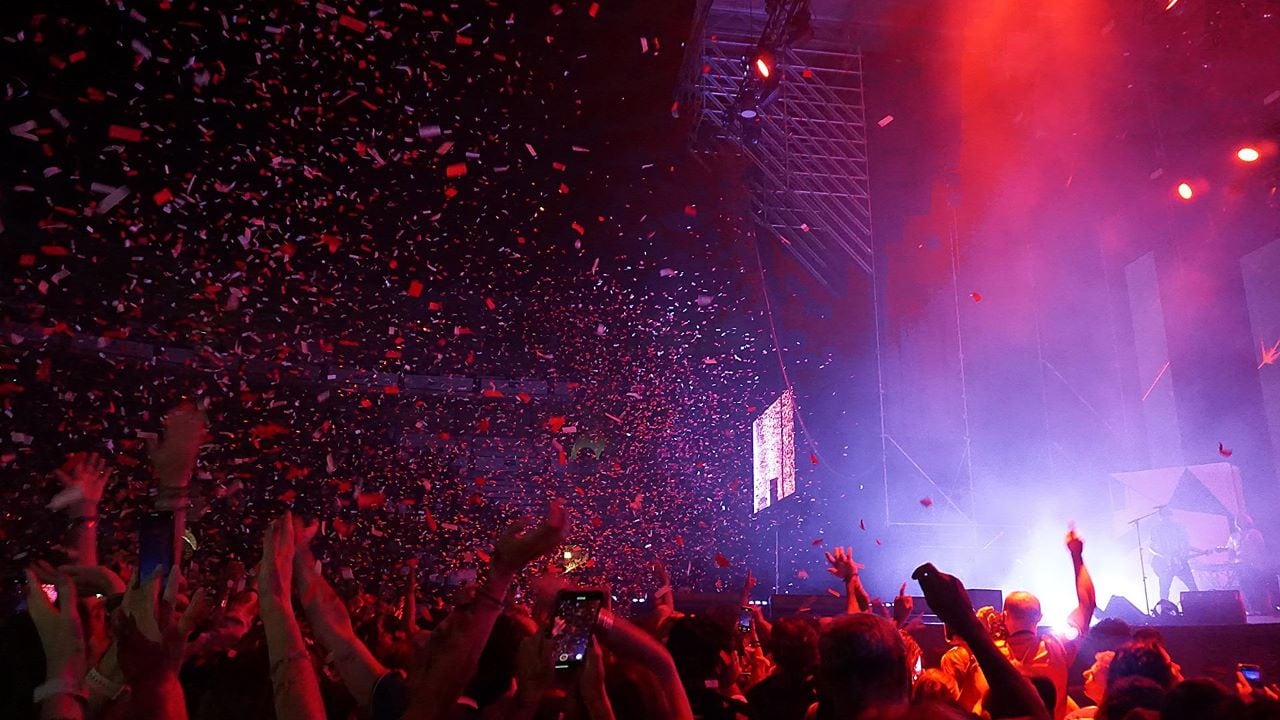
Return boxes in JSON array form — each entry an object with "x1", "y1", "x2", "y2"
[
  {"x1": 1099, "y1": 595, "x2": 1149, "y2": 625},
  {"x1": 1180, "y1": 590, "x2": 1246, "y2": 625}
]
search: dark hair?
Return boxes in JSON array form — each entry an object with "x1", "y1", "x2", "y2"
[
  {"x1": 769, "y1": 616, "x2": 820, "y2": 675},
  {"x1": 1098, "y1": 676, "x2": 1165, "y2": 720},
  {"x1": 1093, "y1": 618, "x2": 1132, "y2": 641},
  {"x1": 1107, "y1": 643, "x2": 1175, "y2": 690},
  {"x1": 1130, "y1": 627, "x2": 1166, "y2": 648},
  {"x1": 1161, "y1": 679, "x2": 1242, "y2": 720},
  {"x1": 817, "y1": 613, "x2": 910, "y2": 719}
]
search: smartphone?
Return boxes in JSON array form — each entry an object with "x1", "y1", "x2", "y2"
[
  {"x1": 1239, "y1": 663, "x2": 1263, "y2": 689},
  {"x1": 738, "y1": 606, "x2": 753, "y2": 633},
  {"x1": 550, "y1": 590, "x2": 605, "y2": 670},
  {"x1": 138, "y1": 511, "x2": 176, "y2": 580}
]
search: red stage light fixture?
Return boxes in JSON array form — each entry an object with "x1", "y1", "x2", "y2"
[
  {"x1": 1237, "y1": 146, "x2": 1260, "y2": 163},
  {"x1": 753, "y1": 48, "x2": 776, "y2": 79},
  {"x1": 1176, "y1": 182, "x2": 1194, "y2": 200}
]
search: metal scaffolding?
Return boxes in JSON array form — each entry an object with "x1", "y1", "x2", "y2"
[{"x1": 677, "y1": 1, "x2": 873, "y2": 288}]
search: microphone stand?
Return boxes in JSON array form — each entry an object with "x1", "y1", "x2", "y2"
[{"x1": 1128, "y1": 508, "x2": 1162, "y2": 616}]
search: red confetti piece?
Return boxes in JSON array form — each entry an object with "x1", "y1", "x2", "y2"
[
  {"x1": 355, "y1": 489, "x2": 384, "y2": 507},
  {"x1": 570, "y1": 222, "x2": 585, "y2": 235},
  {"x1": 548, "y1": 416, "x2": 566, "y2": 433},
  {"x1": 40, "y1": 245, "x2": 70, "y2": 256},
  {"x1": 810, "y1": 452, "x2": 819, "y2": 465},
  {"x1": 1219, "y1": 442, "x2": 1232, "y2": 458},
  {"x1": 859, "y1": 519, "x2": 866, "y2": 530},
  {"x1": 875, "y1": 538, "x2": 883, "y2": 545},
  {"x1": 475, "y1": 549, "x2": 490, "y2": 563},
  {"x1": 484, "y1": 297, "x2": 496, "y2": 310},
  {"x1": 481, "y1": 388, "x2": 504, "y2": 398},
  {"x1": 683, "y1": 204, "x2": 697, "y2": 217},
  {"x1": 277, "y1": 490, "x2": 297, "y2": 502},
  {"x1": 920, "y1": 497, "x2": 934, "y2": 507},
  {"x1": 152, "y1": 188, "x2": 173, "y2": 206},
  {"x1": 337, "y1": 15, "x2": 367, "y2": 33},
  {"x1": 588, "y1": 2, "x2": 600, "y2": 17},
  {"x1": 68, "y1": 51, "x2": 87, "y2": 64},
  {"x1": 675, "y1": 535, "x2": 684, "y2": 547},
  {"x1": 250, "y1": 422, "x2": 290, "y2": 440},
  {"x1": 407, "y1": 280, "x2": 424, "y2": 297},
  {"x1": 428, "y1": 301, "x2": 443, "y2": 311},
  {"x1": 827, "y1": 588, "x2": 842, "y2": 598},
  {"x1": 516, "y1": 392, "x2": 532, "y2": 403},
  {"x1": 970, "y1": 292, "x2": 983, "y2": 302},
  {"x1": 456, "y1": 34, "x2": 473, "y2": 46},
  {"x1": 811, "y1": 537, "x2": 824, "y2": 546},
  {"x1": 107, "y1": 125, "x2": 142, "y2": 142},
  {"x1": 445, "y1": 162, "x2": 467, "y2": 178},
  {"x1": 714, "y1": 553, "x2": 731, "y2": 568},
  {"x1": 19, "y1": 254, "x2": 36, "y2": 267}
]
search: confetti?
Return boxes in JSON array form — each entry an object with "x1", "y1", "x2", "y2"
[{"x1": 1218, "y1": 442, "x2": 1232, "y2": 458}]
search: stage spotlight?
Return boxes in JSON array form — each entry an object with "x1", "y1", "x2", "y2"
[
  {"x1": 753, "y1": 49, "x2": 775, "y2": 79},
  {"x1": 1176, "y1": 182, "x2": 1194, "y2": 200},
  {"x1": 1237, "y1": 146, "x2": 1260, "y2": 163}
]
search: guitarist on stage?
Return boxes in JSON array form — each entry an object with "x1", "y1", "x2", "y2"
[{"x1": 1149, "y1": 506, "x2": 1200, "y2": 602}]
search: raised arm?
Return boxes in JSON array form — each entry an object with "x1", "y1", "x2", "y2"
[
  {"x1": 825, "y1": 547, "x2": 870, "y2": 613},
  {"x1": 913, "y1": 563, "x2": 1049, "y2": 720},
  {"x1": 26, "y1": 569, "x2": 88, "y2": 720},
  {"x1": 593, "y1": 610, "x2": 693, "y2": 720},
  {"x1": 1066, "y1": 528, "x2": 1096, "y2": 638},
  {"x1": 259, "y1": 513, "x2": 325, "y2": 720},
  {"x1": 149, "y1": 403, "x2": 208, "y2": 564},
  {"x1": 405, "y1": 499, "x2": 569, "y2": 720},
  {"x1": 290, "y1": 517, "x2": 389, "y2": 708},
  {"x1": 49, "y1": 453, "x2": 112, "y2": 567}
]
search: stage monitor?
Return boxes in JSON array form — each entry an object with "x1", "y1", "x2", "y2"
[{"x1": 753, "y1": 388, "x2": 796, "y2": 513}]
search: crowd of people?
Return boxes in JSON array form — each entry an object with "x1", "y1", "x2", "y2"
[{"x1": 3, "y1": 403, "x2": 1279, "y2": 720}]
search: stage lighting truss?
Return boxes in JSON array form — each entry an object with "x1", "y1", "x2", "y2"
[{"x1": 677, "y1": 0, "x2": 873, "y2": 287}]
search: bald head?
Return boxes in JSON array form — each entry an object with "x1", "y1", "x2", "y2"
[{"x1": 1004, "y1": 591, "x2": 1043, "y2": 632}]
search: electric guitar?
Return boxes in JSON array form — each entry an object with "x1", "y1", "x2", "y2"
[{"x1": 1149, "y1": 546, "x2": 1223, "y2": 577}]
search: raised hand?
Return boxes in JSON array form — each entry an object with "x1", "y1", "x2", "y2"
[
  {"x1": 25, "y1": 568, "x2": 86, "y2": 680},
  {"x1": 49, "y1": 452, "x2": 112, "y2": 517},
  {"x1": 58, "y1": 563, "x2": 127, "y2": 597},
  {"x1": 149, "y1": 402, "x2": 209, "y2": 491},
  {"x1": 652, "y1": 560, "x2": 671, "y2": 587},
  {"x1": 892, "y1": 582, "x2": 915, "y2": 627},
  {"x1": 824, "y1": 546, "x2": 862, "y2": 583},
  {"x1": 739, "y1": 570, "x2": 758, "y2": 605},
  {"x1": 261, "y1": 513, "x2": 297, "y2": 610},
  {"x1": 492, "y1": 499, "x2": 570, "y2": 577},
  {"x1": 117, "y1": 568, "x2": 197, "y2": 686},
  {"x1": 1065, "y1": 527, "x2": 1084, "y2": 556}
]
